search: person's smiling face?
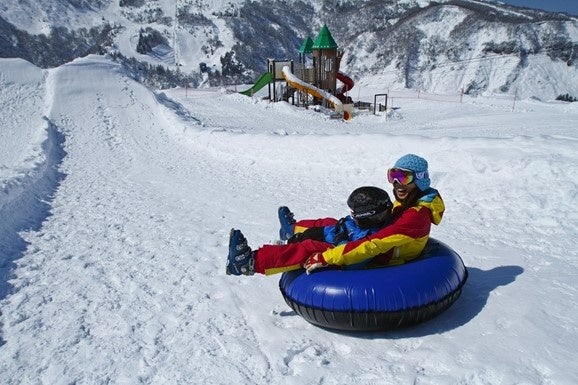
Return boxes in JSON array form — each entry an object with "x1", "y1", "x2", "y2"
[{"x1": 393, "y1": 181, "x2": 417, "y2": 201}]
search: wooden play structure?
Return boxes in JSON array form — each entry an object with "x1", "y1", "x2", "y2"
[{"x1": 240, "y1": 25, "x2": 359, "y2": 120}]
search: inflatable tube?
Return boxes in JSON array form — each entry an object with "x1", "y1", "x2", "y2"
[{"x1": 279, "y1": 238, "x2": 468, "y2": 332}]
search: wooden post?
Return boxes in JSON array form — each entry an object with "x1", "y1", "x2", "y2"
[{"x1": 512, "y1": 88, "x2": 518, "y2": 112}]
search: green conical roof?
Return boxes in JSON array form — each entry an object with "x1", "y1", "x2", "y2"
[
  {"x1": 312, "y1": 25, "x2": 337, "y2": 50},
  {"x1": 299, "y1": 37, "x2": 314, "y2": 54}
]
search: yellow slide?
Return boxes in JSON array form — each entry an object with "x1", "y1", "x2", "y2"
[{"x1": 281, "y1": 66, "x2": 352, "y2": 120}]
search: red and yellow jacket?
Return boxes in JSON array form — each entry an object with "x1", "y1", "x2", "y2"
[{"x1": 321, "y1": 188, "x2": 445, "y2": 267}]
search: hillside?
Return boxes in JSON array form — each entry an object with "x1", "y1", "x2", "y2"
[{"x1": 1, "y1": 0, "x2": 577, "y2": 99}]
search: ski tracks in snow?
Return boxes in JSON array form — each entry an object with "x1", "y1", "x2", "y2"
[{"x1": 0, "y1": 57, "x2": 272, "y2": 383}]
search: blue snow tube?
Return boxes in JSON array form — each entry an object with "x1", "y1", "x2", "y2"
[{"x1": 279, "y1": 238, "x2": 468, "y2": 332}]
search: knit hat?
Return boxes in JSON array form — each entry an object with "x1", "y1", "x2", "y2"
[{"x1": 393, "y1": 154, "x2": 431, "y2": 191}]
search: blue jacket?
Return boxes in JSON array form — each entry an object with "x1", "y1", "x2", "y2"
[{"x1": 323, "y1": 216, "x2": 381, "y2": 245}]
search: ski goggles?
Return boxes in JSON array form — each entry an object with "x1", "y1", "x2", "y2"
[
  {"x1": 351, "y1": 202, "x2": 392, "y2": 219},
  {"x1": 351, "y1": 209, "x2": 378, "y2": 219},
  {"x1": 387, "y1": 168, "x2": 428, "y2": 185}
]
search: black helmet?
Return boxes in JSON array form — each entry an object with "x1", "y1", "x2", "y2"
[{"x1": 347, "y1": 186, "x2": 394, "y2": 229}]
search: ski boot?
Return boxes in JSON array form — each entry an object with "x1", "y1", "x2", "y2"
[
  {"x1": 278, "y1": 206, "x2": 296, "y2": 241},
  {"x1": 226, "y1": 229, "x2": 255, "y2": 276}
]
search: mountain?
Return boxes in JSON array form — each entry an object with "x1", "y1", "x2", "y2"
[{"x1": 1, "y1": 0, "x2": 577, "y2": 99}]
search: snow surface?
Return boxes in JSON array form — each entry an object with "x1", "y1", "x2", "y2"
[{"x1": 1, "y1": 55, "x2": 577, "y2": 384}]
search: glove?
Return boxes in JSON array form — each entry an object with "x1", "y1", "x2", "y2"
[
  {"x1": 287, "y1": 232, "x2": 306, "y2": 244},
  {"x1": 304, "y1": 252, "x2": 328, "y2": 275},
  {"x1": 332, "y1": 217, "x2": 350, "y2": 245},
  {"x1": 288, "y1": 227, "x2": 325, "y2": 244}
]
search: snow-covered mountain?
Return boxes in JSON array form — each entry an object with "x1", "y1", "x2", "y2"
[{"x1": 1, "y1": 0, "x2": 577, "y2": 99}]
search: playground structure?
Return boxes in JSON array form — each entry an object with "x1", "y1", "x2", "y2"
[{"x1": 239, "y1": 25, "x2": 354, "y2": 120}]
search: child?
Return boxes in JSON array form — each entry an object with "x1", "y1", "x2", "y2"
[
  {"x1": 281, "y1": 185, "x2": 394, "y2": 246},
  {"x1": 226, "y1": 186, "x2": 394, "y2": 276}
]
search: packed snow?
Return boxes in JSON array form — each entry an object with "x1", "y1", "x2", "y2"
[{"x1": 1, "y1": 55, "x2": 577, "y2": 384}]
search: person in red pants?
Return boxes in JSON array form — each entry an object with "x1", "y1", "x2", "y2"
[
  {"x1": 227, "y1": 186, "x2": 393, "y2": 276},
  {"x1": 226, "y1": 154, "x2": 445, "y2": 277}
]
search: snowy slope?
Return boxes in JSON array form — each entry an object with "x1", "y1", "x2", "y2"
[{"x1": 1, "y1": 55, "x2": 578, "y2": 384}]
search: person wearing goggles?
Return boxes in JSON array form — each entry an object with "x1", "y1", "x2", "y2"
[
  {"x1": 226, "y1": 154, "x2": 445, "y2": 276},
  {"x1": 387, "y1": 166, "x2": 430, "y2": 207}
]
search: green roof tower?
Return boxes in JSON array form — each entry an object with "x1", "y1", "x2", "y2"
[
  {"x1": 312, "y1": 25, "x2": 338, "y2": 50},
  {"x1": 299, "y1": 37, "x2": 314, "y2": 54},
  {"x1": 311, "y1": 24, "x2": 339, "y2": 93}
]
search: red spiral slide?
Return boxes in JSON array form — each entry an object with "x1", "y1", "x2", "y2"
[{"x1": 336, "y1": 72, "x2": 354, "y2": 103}]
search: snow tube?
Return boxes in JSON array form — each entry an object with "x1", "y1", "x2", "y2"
[{"x1": 279, "y1": 238, "x2": 467, "y2": 332}]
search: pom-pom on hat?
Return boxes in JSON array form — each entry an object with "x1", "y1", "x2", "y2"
[{"x1": 393, "y1": 154, "x2": 431, "y2": 191}]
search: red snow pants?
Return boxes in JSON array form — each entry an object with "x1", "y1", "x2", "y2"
[{"x1": 254, "y1": 217, "x2": 338, "y2": 275}]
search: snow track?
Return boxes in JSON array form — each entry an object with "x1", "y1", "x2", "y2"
[{"x1": 1, "y1": 57, "x2": 275, "y2": 383}]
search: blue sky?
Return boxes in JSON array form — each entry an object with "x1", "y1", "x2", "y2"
[{"x1": 493, "y1": 0, "x2": 578, "y2": 15}]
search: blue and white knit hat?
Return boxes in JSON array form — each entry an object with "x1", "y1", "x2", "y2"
[{"x1": 393, "y1": 154, "x2": 431, "y2": 191}]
